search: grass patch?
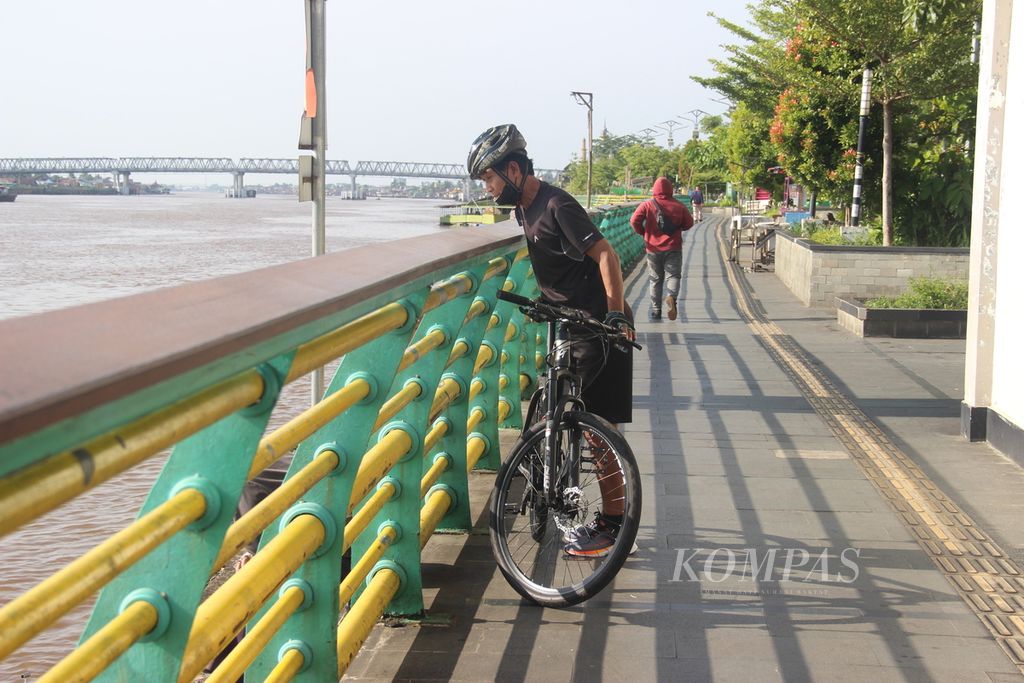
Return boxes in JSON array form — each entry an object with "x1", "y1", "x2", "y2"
[
  {"x1": 790, "y1": 220, "x2": 881, "y2": 246},
  {"x1": 865, "y1": 276, "x2": 968, "y2": 309}
]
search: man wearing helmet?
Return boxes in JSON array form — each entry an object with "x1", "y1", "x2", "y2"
[{"x1": 468, "y1": 124, "x2": 636, "y2": 558}]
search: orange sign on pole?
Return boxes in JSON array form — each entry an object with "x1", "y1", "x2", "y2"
[{"x1": 305, "y1": 68, "x2": 317, "y2": 118}]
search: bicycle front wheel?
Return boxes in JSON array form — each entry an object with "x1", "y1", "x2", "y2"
[{"x1": 489, "y1": 411, "x2": 641, "y2": 607}]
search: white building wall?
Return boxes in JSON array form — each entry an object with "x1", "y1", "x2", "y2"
[{"x1": 990, "y1": 3, "x2": 1024, "y2": 426}]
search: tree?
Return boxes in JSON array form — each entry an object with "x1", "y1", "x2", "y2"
[
  {"x1": 695, "y1": 0, "x2": 979, "y2": 245},
  {"x1": 782, "y1": 0, "x2": 979, "y2": 244}
]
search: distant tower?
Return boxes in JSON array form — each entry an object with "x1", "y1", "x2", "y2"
[{"x1": 581, "y1": 137, "x2": 588, "y2": 160}]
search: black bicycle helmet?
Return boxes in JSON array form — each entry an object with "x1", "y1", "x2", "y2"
[{"x1": 467, "y1": 124, "x2": 527, "y2": 179}]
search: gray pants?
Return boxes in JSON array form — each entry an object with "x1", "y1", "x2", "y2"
[{"x1": 646, "y1": 250, "x2": 682, "y2": 312}]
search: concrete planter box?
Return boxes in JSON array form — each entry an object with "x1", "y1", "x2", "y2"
[
  {"x1": 774, "y1": 229, "x2": 969, "y2": 308},
  {"x1": 835, "y1": 296, "x2": 967, "y2": 338}
]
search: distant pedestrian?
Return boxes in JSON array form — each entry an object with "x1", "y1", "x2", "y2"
[
  {"x1": 689, "y1": 186, "x2": 704, "y2": 222},
  {"x1": 631, "y1": 177, "x2": 694, "y2": 321}
]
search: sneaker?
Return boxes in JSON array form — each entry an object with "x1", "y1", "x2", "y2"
[
  {"x1": 666, "y1": 294, "x2": 677, "y2": 321},
  {"x1": 564, "y1": 514, "x2": 621, "y2": 558},
  {"x1": 649, "y1": 310, "x2": 662, "y2": 321}
]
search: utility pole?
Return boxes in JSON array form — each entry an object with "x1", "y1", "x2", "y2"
[
  {"x1": 570, "y1": 91, "x2": 593, "y2": 209},
  {"x1": 851, "y1": 68, "x2": 872, "y2": 227},
  {"x1": 298, "y1": 0, "x2": 327, "y2": 404}
]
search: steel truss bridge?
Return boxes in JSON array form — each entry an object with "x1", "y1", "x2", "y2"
[{"x1": 0, "y1": 158, "x2": 562, "y2": 180}]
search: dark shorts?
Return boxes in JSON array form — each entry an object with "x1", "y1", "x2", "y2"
[{"x1": 557, "y1": 322, "x2": 633, "y2": 424}]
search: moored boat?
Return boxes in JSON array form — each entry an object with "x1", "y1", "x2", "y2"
[{"x1": 0, "y1": 184, "x2": 16, "y2": 203}]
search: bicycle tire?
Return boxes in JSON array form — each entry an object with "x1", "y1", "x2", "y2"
[{"x1": 489, "y1": 411, "x2": 641, "y2": 607}]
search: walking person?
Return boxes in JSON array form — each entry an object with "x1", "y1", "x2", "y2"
[
  {"x1": 689, "y1": 185, "x2": 704, "y2": 222},
  {"x1": 467, "y1": 123, "x2": 635, "y2": 557},
  {"x1": 631, "y1": 177, "x2": 694, "y2": 321}
]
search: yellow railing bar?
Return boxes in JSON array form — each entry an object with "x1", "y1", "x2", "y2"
[
  {"x1": 371, "y1": 381, "x2": 423, "y2": 432},
  {"x1": 396, "y1": 327, "x2": 447, "y2": 373},
  {"x1": 473, "y1": 344, "x2": 494, "y2": 374},
  {"x1": 428, "y1": 376, "x2": 462, "y2": 422},
  {"x1": 520, "y1": 374, "x2": 531, "y2": 392},
  {"x1": 216, "y1": 448, "x2": 339, "y2": 570},
  {"x1": 2, "y1": 302, "x2": 410, "y2": 540},
  {"x1": 205, "y1": 583, "x2": 306, "y2": 683},
  {"x1": 504, "y1": 321, "x2": 519, "y2": 343},
  {"x1": 0, "y1": 488, "x2": 206, "y2": 660},
  {"x1": 338, "y1": 525, "x2": 398, "y2": 607},
  {"x1": 467, "y1": 437, "x2": 488, "y2": 472},
  {"x1": 497, "y1": 399, "x2": 512, "y2": 423},
  {"x1": 0, "y1": 371, "x2": 261, "y2": 539},
  {"x1": 513, "y1": 247, "x2": 530, "y2": 263},
  {"x1": 422, "y1": 273, "x2": 475, "y2": 313},
  {"x1": 285, "y1": 303, "x2": 408, "y2": 384},
  {"x1": 248, "y1": 378, "x2": 370, "y2": 479},
  {"x1": 483, "y1": 256, "x2": 510, "y2": 281},
  {"x1": 348, "y1": 429, "x2": 414, "y2": 515},
  {"x1": 470, "y1": 378, "x2": 484, "y2": 399},
  {"x1": 419, "y1": 456, "x2": 449, "y2": 499},
  {"x1": 499, "y1": 374, "x2": 509, "y2": 391},
  {"x1": 420, "y1": 489, "x2": 452, "y2": 549},
  {"x1": 343, "y1": 482, "x2": 394, "y2": 554},
  {"x1": 446, "y1": 339, "x2": 471, "y2": 366},
  {"x1": 464, "y1": 299, "x2": 487, "y2": 324},
  {"x1": 336, "y1": 568, "x2": 401, "y2": 677},
  {"x1": 467, "y1": 407, "x2": 485, "y2": 433},
  {"x1": 37, "y1": 599, "x2": 158, "y2": 683},
  {"x1": 264, "y1": 647, "x2": 304, "y2": 683},
  {"x1": 178, "y1": 514, "x2": 325, "y2": 682},
  {"x1": 422, "y1": 419, "x2": 450, "y2": 455}
]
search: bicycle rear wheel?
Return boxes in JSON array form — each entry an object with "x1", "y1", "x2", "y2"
[{"x1": 489, "y1": 411, "x2": 641, "y2": 607}]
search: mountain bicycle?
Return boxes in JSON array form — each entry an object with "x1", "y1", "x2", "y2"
[{"x1": 489, "y1": 290, "x2": 643, "y2": 607}]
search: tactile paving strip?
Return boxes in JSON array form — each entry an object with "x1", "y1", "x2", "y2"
[{"x1": 715, "y1": 220, "x2": 1024, "y2": 672}]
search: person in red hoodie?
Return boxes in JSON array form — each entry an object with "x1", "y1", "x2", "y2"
[{"x1": 630, "y1": 177, "x2": 694, "y2": 321}]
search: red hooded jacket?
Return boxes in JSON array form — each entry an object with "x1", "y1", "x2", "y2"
[{"x1": 630, "y1": 177, "x2": 694, "y2": 252}]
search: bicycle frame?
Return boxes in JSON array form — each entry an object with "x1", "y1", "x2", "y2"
[{"x1": 539, "y1": 319, "x2": 586, "y2": 505}]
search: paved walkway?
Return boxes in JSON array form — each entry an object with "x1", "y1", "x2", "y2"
[{"x1": 348, "y1": 214, "x2": 1024, "y2": 682}]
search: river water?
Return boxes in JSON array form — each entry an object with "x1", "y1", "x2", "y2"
[{"x1": 0, "y1": 192, "x2": 452, "y2": 679}]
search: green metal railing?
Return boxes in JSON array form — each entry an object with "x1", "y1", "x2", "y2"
[{"x1": 0, "y1": 210, "x2": 643, "y2": 682}]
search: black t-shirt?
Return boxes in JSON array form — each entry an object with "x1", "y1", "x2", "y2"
[{"x1": 516, "y1": 182, "x2": 607, "y2": 317}]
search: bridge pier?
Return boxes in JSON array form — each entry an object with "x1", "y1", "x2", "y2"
[
  {"x1": 231, "y1": 171, "x2": 246, "y2": 198},
  {"x1": 116, "y1": 171, "x2": 131, "y2": 195},
  {"x1": 462, "y1": 178, "x2": 471, "y2": 202},
  {"x1": 350, "y1": 175, "x2": 358, "y2": 197}
]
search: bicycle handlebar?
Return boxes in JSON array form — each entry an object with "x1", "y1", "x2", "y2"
[{"x1": 496, "y1": 290, "x2": 642, "y2": 350}]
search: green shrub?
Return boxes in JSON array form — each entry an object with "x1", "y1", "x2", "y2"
[
  {"x1": 795, "y1": 222, "x2": 881, "y2": 246},
  {"x1": 806, "y1": 227, "x2": 845, "y2": 244},
  {"x1": 866, "y1": 276, "x2": 968, "y2": 309}
]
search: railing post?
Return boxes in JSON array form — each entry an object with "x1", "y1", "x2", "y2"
[
  {"x1": 248, "y1": 296, "x2": 425, "y2": 681},
  {"x1": 429, "y1": 256, "x2": 513, "y2": 532},
  {"x1": 81, "y1": 354, "x2": 294, "y2": 681},
  {"x1": 498, "y1": 270, "x2": 540, "y2": 431},
  {"x1": 470, "y1": 255, "x2": 538, "y2": 470},
  {"x1": 351, "y1": 269, "x2": 485, "y2": 617}
]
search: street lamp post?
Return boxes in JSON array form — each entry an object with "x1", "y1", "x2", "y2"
[
  {"x1": 657, "y1": 120, "x2": 683, "y2": 148},
  {"x1": 570, "y1": 91, "x2": 594, "y2": 209},
  {"x1": 678, "y1": 109, "x2": 709, "y2": 140}
]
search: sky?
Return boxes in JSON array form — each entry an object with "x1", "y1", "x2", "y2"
[{"x1": 0, "y1": 0, "x2": 753, "y2": 179}]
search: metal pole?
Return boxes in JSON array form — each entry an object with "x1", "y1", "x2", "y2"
[
  {"x1": 851, "y1": 68, "x2": 872, "y2": 227},
  {"x1": 586, "y1": 103, "x2": 593, "y2": 209},
  {"x1": 311, "y1": 0, "x2": 327, "y2": 404},
  {"x1": 570, "y1": 91, "x2": 594, "y2": 209}
]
